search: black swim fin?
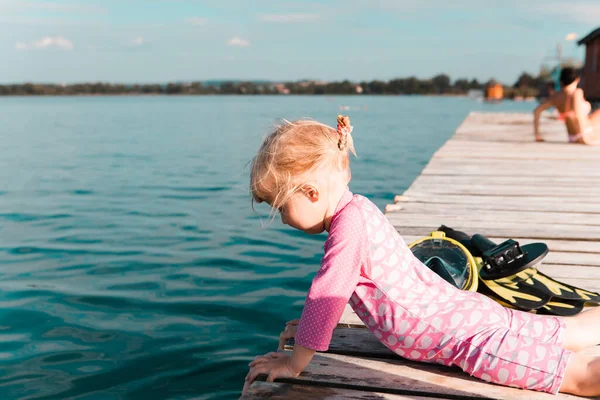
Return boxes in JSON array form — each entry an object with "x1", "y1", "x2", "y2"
[
  {"x1": 477, "y1": 277, "x2": 552, "y2": 311},
  {"x1": 536, "y1": 299, "x2": 585, "y2": 316},
  {"x1": 528, "y1": 270, "x2": 600, "y2": 302},
  {"x1": 480, "y1": 271, "x2": 594, "y2": 315},
  {"x1": 493, "y1": 267, "x2": 600, "y2": 302}
]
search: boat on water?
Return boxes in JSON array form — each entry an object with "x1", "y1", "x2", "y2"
[{"x1": 484, "y1": 82, "x2": 503, "y2": 103}]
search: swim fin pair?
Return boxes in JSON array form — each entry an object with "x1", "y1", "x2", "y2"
[{"x1": 438, "y1": 225, "x2": 600, "y2": 316}]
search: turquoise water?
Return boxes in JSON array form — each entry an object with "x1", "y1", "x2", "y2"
[{"x1": 0, "y1": 96, "x2": 535, "y2": 399}]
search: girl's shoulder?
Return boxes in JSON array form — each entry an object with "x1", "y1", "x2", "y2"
[{"x1": 346, "y1": 193, "x2": 382, "y2": 217}]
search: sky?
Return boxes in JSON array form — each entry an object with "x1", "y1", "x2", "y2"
[{"x1": 1, "y1": 0, "x2": 599, "y2": 84}]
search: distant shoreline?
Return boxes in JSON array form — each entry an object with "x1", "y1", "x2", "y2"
[
  {"x1": 0, "y1": 73, "x2": 544, "y2": 98},
  {"x1": 0, "y1": 93, "x2": 471, "y2": 97}
]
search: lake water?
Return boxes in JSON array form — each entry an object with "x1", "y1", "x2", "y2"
[{"x1": 0, "y1": 95, "x2": 536, "y2": 399}]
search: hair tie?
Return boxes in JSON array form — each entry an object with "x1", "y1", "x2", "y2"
[{"x1": 336, "y1": 115, "x2": 352, "y2": 151}]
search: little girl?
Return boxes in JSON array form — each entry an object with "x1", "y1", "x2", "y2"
[{"x1": 243, "y1": 116, "x2": 600, "y2": 397}]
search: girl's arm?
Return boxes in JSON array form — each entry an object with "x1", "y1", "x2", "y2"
[
  {"x1": 289, "y1": 343, "x2": 316, "y2": 374},
  {"x1": 292, "y1": 203, "x2": 366, "y2": 351},
  {"x1": 243, "y1": 203, "x2": 367, "y2": 393},
  {"x1": 243, "y1": 344, "x2": 315, "y2": 394},
  {"x1": 573, "y1": 89, "x2": 588, "y2": 135}
]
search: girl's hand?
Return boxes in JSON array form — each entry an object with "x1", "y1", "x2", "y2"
[
  {"x1": 278, "y1": 319, "x2": 299, "y2": 351},
  {"x1": 242, "y1": 352, "x2": 299, "y2": 395}
]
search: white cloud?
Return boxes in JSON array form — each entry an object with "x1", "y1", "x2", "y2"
[
  {"x1": 227, "y1": 36, "x2": 250, "y2": 47},
  {"x1": 15, "y1": 36, "x2": 74, "y2": 50},
  {"x1": 130, "y1": 36, "x2": 144, "y2": 46},
  {"x1": 260, "y1": 13, "x2": 320, "y2": 23},
  {"x1": 186, "y1": 17, "x2": 206, "y2": 26},
  {"x1": 565, "y1": 33, "x2": 578, "y2": 42},
  {"x1": 531, "y1": 2, "x2": 600, "y2": 25}
]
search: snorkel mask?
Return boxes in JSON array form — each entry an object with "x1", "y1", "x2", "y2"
[
  {"x1": 409, "y1": 226, "x2": 600, "y2": 316},
  {"x1": 409, "y1": 231, "x2": 479, "y2": 291}
]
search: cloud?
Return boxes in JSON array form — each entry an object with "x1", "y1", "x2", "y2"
[
  {"x1": 531, "y1": 2, "x2": 600, "y2": 25},
  {"x1": 227, "y1": 37, "x2": 250, "y2": 47},
  {"x1": 186, "y1": 17, "x2": 206, "y2": 26},
  {"x1": 15, "y1": 36, "x2": 74, "y2": 50},
  {"x1": 259, "y1": 13, "x2": 320, "y2": 23},
  {"x1": 565, "y1": 33, "x2": 578, "y2": 42},
  {"x1": 130, "y1": 36, "x2": 144, "y2": 46}
]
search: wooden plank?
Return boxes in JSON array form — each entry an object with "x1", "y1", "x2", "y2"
[
  {"x1": 339, "y1": 304, "x2": 365, "y2": 327},
  {"x1": 436, "y1": 148, "x2": 597, "y2": 159},
  {"x1": 451, "y1": 135, "x2": 566, "y2": 144},
  {"x1": 422, "y1": 160, "x2": 600, "y2": 177},
  {"x1": 436, "y1": 143, "x2": 600, "y2": 161},
  {"x1": 275, "y1": 351, "x2": 595, "y2": 400},
  {"x1": 537, "y1": 265, "x2": 600, "y2": 291},
  {"x1": 451, "y1": 136, "x2": 566, "y2": 144},
  {"x1": 450, "y1": 112, "x2": 568, "y2": 141},
  {"x1": 390, "y1": 194, "x2": 600, "y2": 214},
  {"x1": 454, "y1": 111, "x2": 555, "y2": 126},
  {"x1": 454, "y1": 128, "x2": 564, "y2": 136},
  {"x1": 387, "y1": 200, "x2": 600, "y2": 216},
  {"x1": 424, "y1": 156, "x2": 600, "y2": 169},
  {"x1": 405, "y1": 185, "x2": 600, "y2": 198},
  {"x1": 409, "y1": 182, "x2": 600, "y2": 193},
  {"x1": 454, "y1": 133, "x2": 566, "y2": 143},
  {"x1": 389, "y1": 221, "x2": 600, "y2": 241},
  {"x1": 389, "y1": 222, "x2": 600, "y2": 242},
  {"x1": 388, "y1": 208, "x2": 600, "y2": 226},
  {"x1": 406, "y1": 175, "x2": 600, "y2": 186},
  {"x1": 242, "y1": 381, "x2": 438, "y2": 399}
]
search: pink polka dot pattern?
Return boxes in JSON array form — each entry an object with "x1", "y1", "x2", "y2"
[{"x1": 294, "y1": 189, "x2": 571, "y2": 394}]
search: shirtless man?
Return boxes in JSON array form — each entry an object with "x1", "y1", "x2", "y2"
[{"x1": 534, "y1": 67, "x2": 600, "y2": 144}]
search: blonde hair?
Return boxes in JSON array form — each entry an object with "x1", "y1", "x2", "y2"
[{"x1": 250, "y1": 115, "x2": 357, "y2": 213}]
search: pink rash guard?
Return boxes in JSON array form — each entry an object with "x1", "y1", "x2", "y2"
[{"x1": 294, "y1": 188, "x2": 571, "y2": 394}]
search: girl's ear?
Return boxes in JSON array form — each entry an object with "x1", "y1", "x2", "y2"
[{"x1": 301, "y1": 185, "x2": 319, "y2": 202}]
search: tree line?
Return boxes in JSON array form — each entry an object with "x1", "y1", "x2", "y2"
[{"x1": 0, "y1": 72, "x2": 550, "y2": 97}]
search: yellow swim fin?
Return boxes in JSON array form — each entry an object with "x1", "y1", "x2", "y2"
[
  {"x1": 493, "y1": 268, "x2": 600, "y2": 303},
  {"x1": 477, "y1": 277, "x2": 551, "y2": 311},
  {"x1": 529, "y1": 271, "x2": 600, "y2": 302},
  {"x1": 536, "y1": 299, "x2": 585, "y2": 316}
]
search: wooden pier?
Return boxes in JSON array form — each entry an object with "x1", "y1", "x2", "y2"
[{"x1": 241, "y1": 112, "x2": 600, "y2": 399}]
